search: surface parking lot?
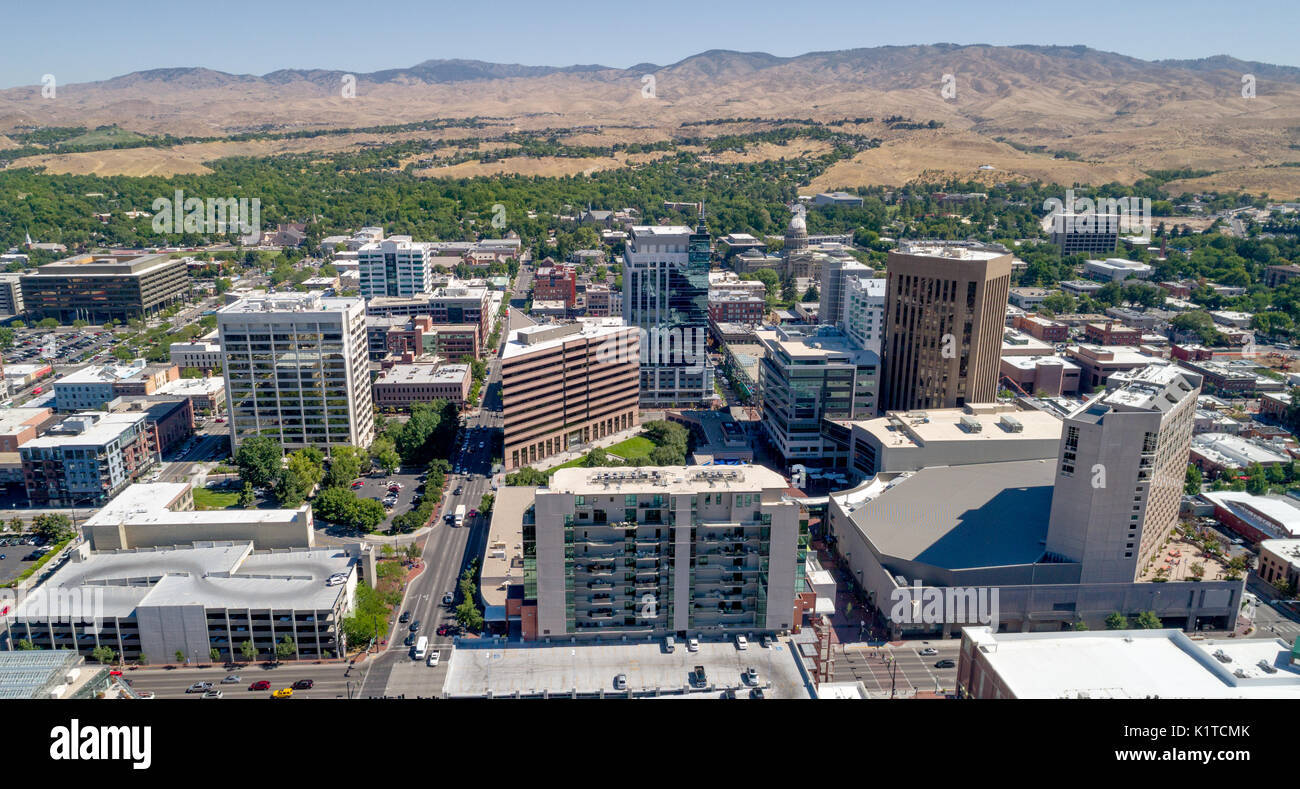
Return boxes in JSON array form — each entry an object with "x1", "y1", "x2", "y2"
[
  {"x1": 0, "y1": 535, "x2": 46, "y2": 585},
  {"x1": 443, "y1": 639, "x2": 812, "y2": 698}
]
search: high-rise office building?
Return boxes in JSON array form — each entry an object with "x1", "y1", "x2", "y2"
[
  {"x1": 757, "y1": 325, "x2": 879, "y2": 464},
  {"x1": 532, "y1": 465, "x2": 802, "y2": 638},
  {"x1": 1045, "y1": 364, "x2": 1202, "y2": 583},
  {"x1": 622, "y1": 220, "x2": 714, "y2": 407},
  {"x1": 879, "y1": 242, "x2": 1013, "y2": 411},
  {"x1": 841, "y1": 276, "x2": 886, "y2": 355},
  {"x1": 1050, "y1": 211, "x2": 1120, "y2": 256},
  {"x1": 357, "y1": 235, "x2": 434, "y2": 298},
  {"x1": 218, "y1": 293, "x2": 374, "y2": 451},
  {"x1": 501, "y1": 319, "x2": 640, "y2": 470}
]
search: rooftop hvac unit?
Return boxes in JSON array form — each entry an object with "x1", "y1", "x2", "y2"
[
  {"x1": 959, "y1": 415, "x2": 982, "y2": 432},
  {"x1": 999, "y1": 415, "x2": 1024, "y2": 432}
]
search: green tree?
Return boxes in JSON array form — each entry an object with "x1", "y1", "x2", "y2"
[
  {"x1": 210, "y1": 647, "x2": 222, "y2": 662},
  {"x1": 1105, "y1": 611, "x2": 1129, "y2": 630},
  {"x1": 238, "y1": 483, "x2": 256, "y2": 509},
  {"x1": 37, "y1": 317, "x2": 58, "y2": 330},
  {"x1": 0, "y1": 327, "x2": 13, "y2": 349},
  {"x1": 505, "y1": 467, "x2": 550, "y2": 486},
  {"x1": 234, "y1": 435, "x2": 283, "y2": 489},
  {"x1": 32, "y1": 513, "x2": 73, "y2": 542},
  {"x1": 275, "y1": 635, "x2": 296, "y2": 662},
  {"x1": 325, "y1": 445, "x2": 365, "y2": 489},
  {"x1": 276, "y1": 448, "x2": 324, "y2": 506},
  {"x1": 1184, "y1": 464, "x2": 1203, "y2": 495},
  {"x1": 1245, "y1": 462, "x2": 1268, "y2": 496},
  {"x1": 174, "y1": 650, "x2": 185, "y2": 664},
  {"x1": 15, "y1": 639, "x2": 35, "y2": 650},
  {"x1": 91, "y1": 645, "x2": 116, "y2": 664},
  {"x1": 1133, "y1": 611, "x2": 1163, "y2": 629},
  {"x1": 1072, "y1": 621, "x2": 1089, "y2": 631},
  {"x1": 479, "y1": 493, "x2": 494, "y2": 514},
  {"x1": 371, "y1": 436, "x2": 401, "y2": 476},
  {"x1": 239, "y1": 640, "x2": 257, "y2": 663}
]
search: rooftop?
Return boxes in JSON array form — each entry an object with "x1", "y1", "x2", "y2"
[
  {"x1": 1191, "y1": 433, "x2": 1293, "y2": 467},
  {"x1": 481, "y1": 486, "x2": 533, "y2": 609},
  {"x1": 30, "y1": 253, "x2": 180, "y2": 277},
  {"x1": 12, "y1": 542, "x2": 354, "y2": 617},
  {"x1": 547, "y1": 464, "x2": 788, "y2": 495},
  {"x1": 856, "y1": 406, "x2": 1064, "y2": 448},
  {"x1": 218, "y1": 292, "x2": 362, "y2": 315},
  {"x1": 965, "y1": 627, "x2": 1300, "y2": 699},
  {"x1": 375, "y1": 364, "x2": 470, "y2": 385},
  {"x1": 21, "y1": 412, "x2": 147, "y2": 449},
  {"x1": 501, "y1": 318, "x2": 631, "y2": 360},
  {"x1": 833, "y1": 460, "x2": 1056, "y2": 569},
  {"x1": 1201, "y1": 491, "x2": 1300, "y2": 539}
]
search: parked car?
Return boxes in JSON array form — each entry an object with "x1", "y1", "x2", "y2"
[
  {"x1": 614, "y1": 673, "x2": 627, "y2": 690},
  {"x1": 760, "y1": 635, "x2": 772, "y2": 648},
  {"x1": 743, "y1": 667, "x2": 760, "y2": 686},
  {"x1": 687, "y1": 638, "x2": 700, "y2": 652},
  {"x1": 735, "y1": 635, "x2": 748, "y2": 650}
]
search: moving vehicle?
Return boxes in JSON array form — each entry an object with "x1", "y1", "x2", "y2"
[
  {"x1": 442, "y1": 593, "x2": 454, "y2": 605},
  {"x1": 221, "y1": 674, "x2": 240, "y2": 684},
  {"x1": 409, "y1": 620, "x2": 421, "y2": 633},
  {"x1": 186, "y1": 682, "x2": 213, "y2": 693},
  {"x1": 399, "y1": 610, "x2": 411, "y2": 623},
  {"x1": 272, "y1": 688, "x2": 293, "y2": 699},
  {"x1": 920, "y1": 647, "x2": 938, "y2": 656},
  {"x1": 935, "y1": 659, "x2": 956, "y2": 669},
  {"x1": 427, "y1": 650, "x2": 440, "y2": 667},
  {"x1": 202, "y1": 690, "x2": 223, "y2": 699},
  {"x1": 413, "y1": 636, "x2": 429, "y2": 660},
  {"x1": 249, "y1": 680, "x2": 271, "y2": 691},
  {"x1": 453, "y1": 504, "x2": 466, "y2": 527},
  {"x1": 292, "y1": 679, "x2": 314, "y2": 690}
]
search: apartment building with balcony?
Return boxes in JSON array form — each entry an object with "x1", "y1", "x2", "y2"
[
  {"x1": 502, "y1": 320, "x2": 639, "y2": 470},
  {"x1": 19, "y1": 411, "x2": 160, "y2": 507},
  {"x1": 218, "y1": 293, "x2": 374, "y2": 451},
  {"x1": 531, "y1": 465, "x2": 803, "y2": 640}
]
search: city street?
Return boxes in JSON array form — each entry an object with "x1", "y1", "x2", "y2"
[{"x1": 118, "y1": 662, "x2": 359, "y2": 699}]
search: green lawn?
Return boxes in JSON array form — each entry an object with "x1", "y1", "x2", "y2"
[
  {"x1": 605, "y1": 436, "x2": 654, "y2": 461},
  {"x1": 193, "y1": 486, "x2": 240, "y2": 510}
]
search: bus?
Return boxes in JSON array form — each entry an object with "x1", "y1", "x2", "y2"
[{"x1": 413, "y1": 636, "x2": 428, "y2": 661}]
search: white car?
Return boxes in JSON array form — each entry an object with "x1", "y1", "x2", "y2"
[
  {"x1": 735, "y1": 635, "x2": 748, "y2": 650},
  {"x1": 920, "y1": 647, "x2": 938, "y2": 656},
  {"x1": 687, "y1": 638, "x2": 700, "y2": 652},
  {"x1": 426, "y1": 650, "x2": 440, "y2": 667}
]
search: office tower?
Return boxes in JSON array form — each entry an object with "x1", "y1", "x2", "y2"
[
  {"x1": 357, "y1": 235, "x2": 433, "y2": 298},
  {"x1": 757, "y1": 325, "x2": 879, "y2": 464},
  {"x1": 20, "y1": 253, "x2": 189, "y2": 323},
  {"x1": 1050, "y1": 211, "x2": 1120, "y2": 256},
  {"x1": 1045, "y1": 364, "x2": 1202, "y2": 583},
  {"x1": 622, "y1": 218, "x2": 714, "y2": 407},
  {"x1": 818, "y1": 259, "x2": 873, "y2": 329},
  {"x1": 879, "y1": 242, "x2": 1013, "y2": 411},
  {"x1": 502, "y1": 320, "x2": 639, "y2": 470},
  {"x1": 218, "y1": 293, "x2": 374, "y2": 451},
  {"x1": 532, "y1": 465, "x2": 801, "y2": 637}
]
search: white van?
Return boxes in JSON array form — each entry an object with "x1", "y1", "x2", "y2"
[{"x1": 412, "y1": 636, "x2": 429, "y2": 661}]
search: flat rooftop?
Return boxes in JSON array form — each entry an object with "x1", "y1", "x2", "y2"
[
  {"x1": 482, "y1": 486, "x2": 533, "y2": 609},
  {"x1": 158, "y1": 377, "x2": 225, "y2": 396},
  {"x1": 0, "y1": 407, "x2": 50, "y2": 434},
  {"x1": 1002, "y1": 354, "x2": 1081, "y2": 372},
  {"x1": 22, "y1": 412, "x2": 146, "y2": 449},
  {"x1": 1192, "y1": 433, "x2": 1293, "y2": 467},
  {"x1": 501, "y1": 318, "x2": 630, "y2": 360},
  {"x1": 30, "y1": 253, "x2": 180, "y2": 277},
  {"x1": 219, "y1": 292, "x2": 362, "y2": 315},
  {"x1": 965, "y1": 627, "x2": 1300, "y2": 698},
  {"x1": 442, "y1": 640, "x2": 811, "y2": 699},
  {"x1": 548, "y1": 464, "x2": 788, "y2": 496},
  {"x1": 835, "y1": 459, "x2": 1056, "y2": 568},
  {"x1": 856, "y1": 407, "x2": 1063, "y2": 448},
  {"x1": 375, "y1": 364, "x2": 470, "y2": 385}
]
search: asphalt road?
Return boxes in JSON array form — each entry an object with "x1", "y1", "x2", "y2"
[
  {"x1": 121, "y1": 662, "x2": 359, "y2": 699},
  {"x1": 357, "y1": 332, "x2": 507, "y2": 698}
]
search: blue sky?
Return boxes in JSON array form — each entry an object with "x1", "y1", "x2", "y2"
[{"x1": 3, "y1": 0, "x2": 1298, "y2": 88}]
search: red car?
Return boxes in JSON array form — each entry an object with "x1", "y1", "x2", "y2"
[
  {"x1": 108, "y1": 670, "x2": 123, "y2": 677},
  {"x1": 351, "y1": 480, "x2": 365, "y2": 489},
  {"x1": 248, "y1": 680, "x2": 271, "y2": 691}
]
